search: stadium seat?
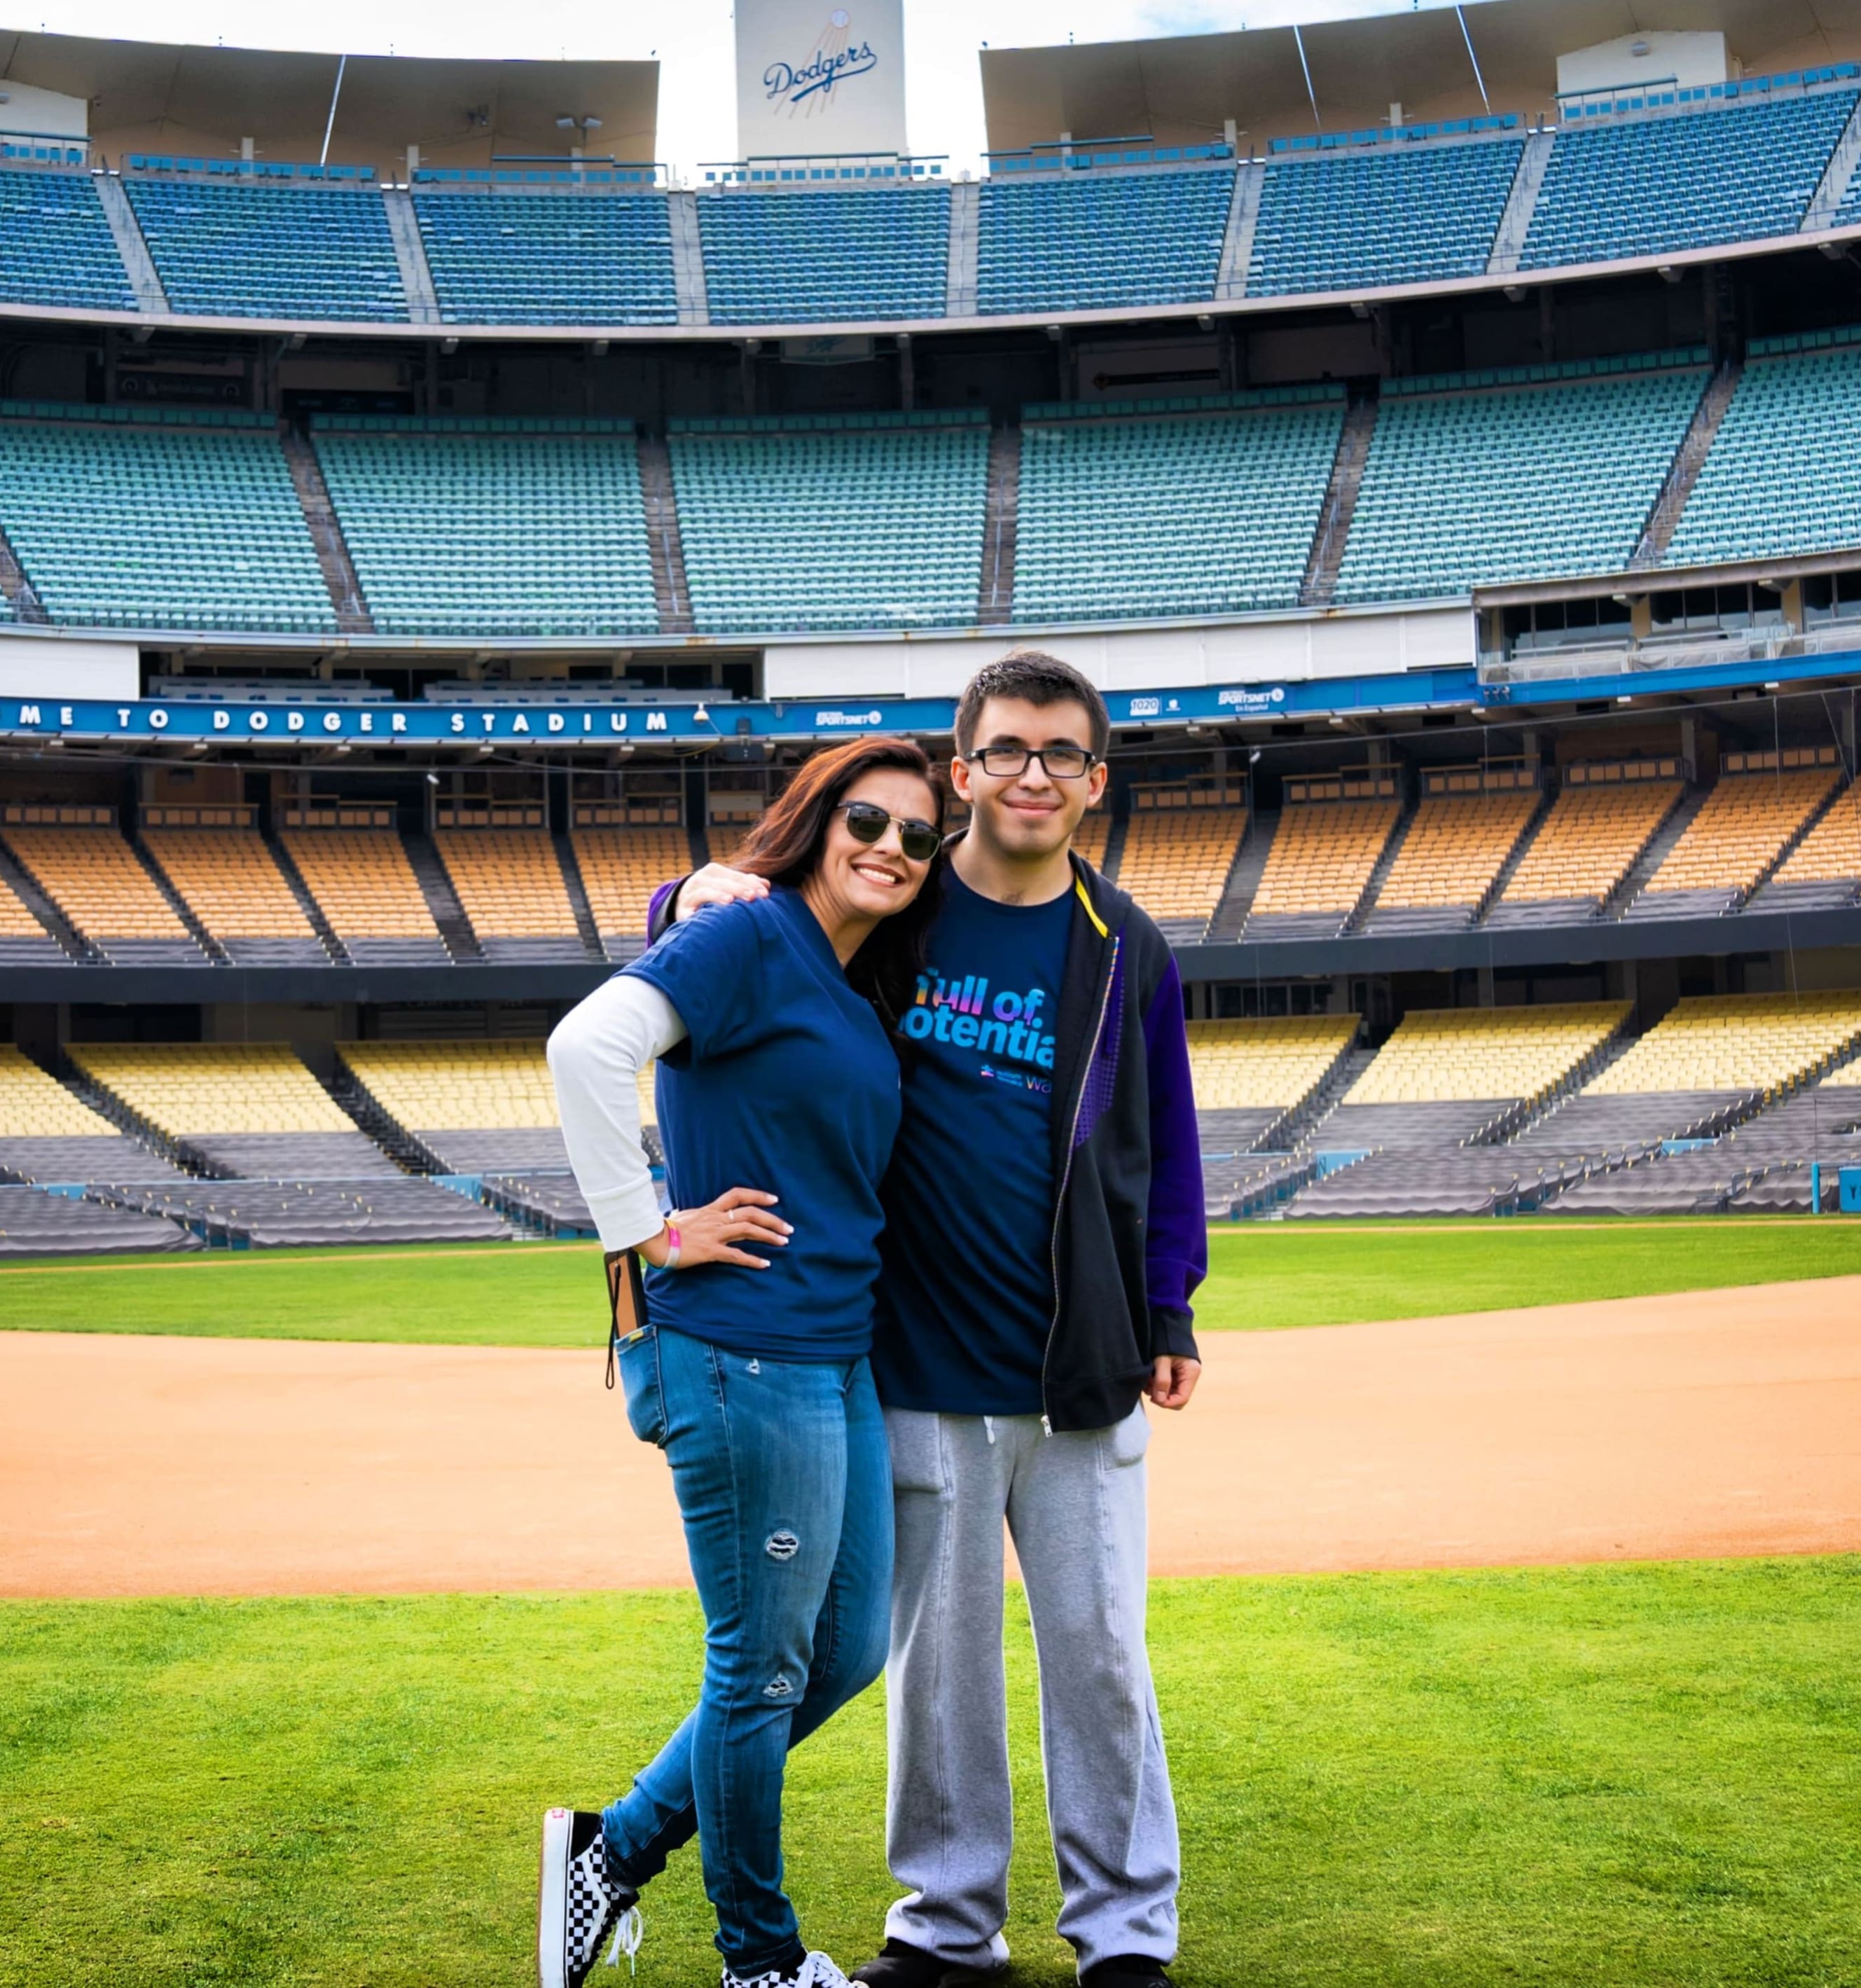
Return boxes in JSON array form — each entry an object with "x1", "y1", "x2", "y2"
[
  {"x1": 0, "y1": 868, "x2": 65, "y2": 963},
  {"x1": 1114, "y1": 794, "x2": 1246, "y2": 941},
  {"x1": 572, "y1": 827, "x2": 693, "y2": 960},
  {"x1": 1585, "y1": 990, "x2": 1861, "y2": 1098},
  {"x1": 667, "y1": 413, "x2": 988, "y2": 633},
  {"x1": 1490, "y1": 769, "x2": 1682, "y2": 923},
  {"x1": 0, "y1": 405, "x2": 335, "y2": 634},
  {"x1": 279, "y1": 826, "x2": 450, "y2": 964},
  {"x1": 67, "y1": 1041, "x2": 399, "y2": 1180},
  {"x1": 414, "y1": 188, "x2": 677, "y2": 325},
  {"x1": 1012, "y1": 390, "x2": 1344, "y2": 621},
  {"x1": 0, "y1": 821, "x2": 207, "y2": 964},
  {"x1": 977, "y1": 167, "x2": 1233, "y2": 313},
  {"x1": 1759, "y1": 778, "x2": 1861, "y2": 910},
  {"x1": 698, "y1": 188, "x2": 949, "y2": 323},
  {"x1": 310, "y1": 417, "x2": 658, "y2": 639},
  {"x1": 1250, "y1": 137, "x2": 1523, "y2": 296},
  {"x1": 1367, "y1": 786, "x2": 1540, "y2": 931},
  {"x1": 431, "y1": 830, "x2": 587, "y2": 961},
  {"x1": 1245, "y1": 785, "x2": 1402, "y2": 938},
  {"x1": 125, "y1": 173, "x2": 407, "y2": 320},
  {"x1": 1336, "y1": 354, "x2": 1709, "y2": 602},
  {"x1": 141, "y1": 827, "x2": 331, "y2": 965},
  {"x1": 1627, "y1": 760, "x2": 1841, "y2": 917},
  {"x1": 0, "y1": 163, "x2": 135, "y2": 310},
  {"x1": 1522, "y1": 89, "x2": 1858, "y2": 269},
  {"x1": 1666, "y1": 336, "x2": 1861, "y2": 567}
]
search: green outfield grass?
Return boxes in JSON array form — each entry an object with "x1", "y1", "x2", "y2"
[
  {"x1": 1, "y1": 1217, "x2": 1858, "y2": 1347},
  {"x1": 2, "y1": 1559, "x2": 1855, "y2": 1987}
]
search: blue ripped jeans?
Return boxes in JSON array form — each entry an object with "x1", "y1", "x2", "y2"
[{"x1": 604, "y1": 1324, "x2": 892, "y2": 1975}]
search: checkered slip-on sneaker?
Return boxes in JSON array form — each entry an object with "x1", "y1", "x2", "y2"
[
  {"x1": 723, "y1": 1953, "x2": 854, "y2": 1988},
  {"x1": 538, "y1": 1807, "x2": 642, "y2": 1988}
]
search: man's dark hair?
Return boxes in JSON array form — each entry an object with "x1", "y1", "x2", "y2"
[{"x1": 954, "y1": 649, "x2": 1111, "y2": 761}]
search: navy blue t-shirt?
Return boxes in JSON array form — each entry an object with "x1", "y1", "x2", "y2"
[
  {"x1": 623, "y1": 885, "x2": 902, "y2": 1362},
  {"x1": 871, "y1": 869, "x2": 1070, "y2": 1414}
]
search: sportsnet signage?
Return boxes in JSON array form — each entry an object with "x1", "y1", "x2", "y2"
[{"x1": 736, "y1": 0, "x2": 908, "y2": 157}]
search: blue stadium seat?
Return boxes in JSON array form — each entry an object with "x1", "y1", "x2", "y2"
[
  {"x1": 0, "y1": 165, "x2": 135, "y2": 312},
  {"x1": 1012, "y1": 389, "x2": 1345, "y2": 621},
  {"x1": 310, "y1": 417, "x2": 659, "y2": 637},
  {"x1": 0, "y1": 404, "x2": 335, "y2": 633},
  {"x1": 1665, "y1": 334, "x2": 1861, "y2": 567},
  {"x1": 698, "y1": 189, "x2": 948, "y2": 323},
  {"x1": 668, "y1": 413, "x2": 988, "y2": 633},
  {"x1": 1250, "y1": 138, "x2": 1523, "y2": 295},
  {"x1": 413, "y1": 191, "x2": 677, "y2": 325},
  {"x1": 1335, "y1": 353, "x2": 1708, "y2": 602},
  {"x1": 1521, "y1": 90, "x2": 1857, "y2": 268},
  {"x1": 125, "y1": 174, "x2": 406, "y2": 320},
  {"x1": 977, "y1": 168, "x2": 1232, "y2": 314}
]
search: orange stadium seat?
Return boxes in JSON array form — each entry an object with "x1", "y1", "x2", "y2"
[
  {"x1": 1629, "y1": 760, "x2": 1839, "y2": 918},
  {"x1": 0, "y1": 822, "x2": 203, "y2": 963},
  {"x1": 1368, "y1": 789, "x2": 1538, "y2": 930},
  {"x1": 280, "y1": 827, "x2": 450, "y2": 964},
  {"x1": 141, "y1": 827, "x2": 326, "y2": 965},
  {"x1": 434, "y1": 829, "x2": 586, "y2": 962},
  {"x1": 1491, "y1": 775, "x2": 1680, "y2": 922},
  {"x1": 572, "y1": 827, "x2": 693, "y2": 960},
  {"x1": 1247, "y1": 794, "x2": 1400, "y2": 938}
]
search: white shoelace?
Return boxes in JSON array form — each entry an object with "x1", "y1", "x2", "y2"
[
  {"x1": 794, "y1": 1956, "x2": 852, "y2": 1988},
  {"x1": 603, "y1": 1904, "x2": 644, "y2": 1975}
]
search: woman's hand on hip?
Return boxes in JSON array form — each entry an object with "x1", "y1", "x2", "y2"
[{"x1": 640, "y1": 1187, "x2": 791, "y2": 1270}]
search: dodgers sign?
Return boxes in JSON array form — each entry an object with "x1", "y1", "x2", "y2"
[{"x1": 736, "y1": 0, "x2": 908, "y2": 160}]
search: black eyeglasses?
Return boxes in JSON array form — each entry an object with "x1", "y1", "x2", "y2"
[
  {"x1": 836, "y1": 801, "x2": 942, "y2": 863},
  {"x1": 966, "y1": 745, "x2": 1098, "y2": 780}
]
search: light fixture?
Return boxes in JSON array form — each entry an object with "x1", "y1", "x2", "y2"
[
  {"x1": 440, "y1": 336, "x2": 459, "y2": 354},
  {"x1": 1247, "y1": 747, "x2": 1263, "y2": 764},
  {"x1": 1504, "y1": 284, "x2": 1528, "y2": 303},
  {"x1": 1196, "y1": 313, "x2": 1214, "y2": 331},
  {"x1": 1617, "y1": 696, "x2": 1635, "y2": 706},
  {"x1": 693, "y1": 701, "x2": 710, "y2": 725},
  {"x1": 1763, "y1": 680, "x2": 1782, "y2": 691},
  {"x1": 424, "y1": 771, "x2": 440, "y2": 787}
]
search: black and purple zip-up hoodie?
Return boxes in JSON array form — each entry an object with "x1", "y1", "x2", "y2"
[{"x1": 649, "y1": 843, "x2": 1205, "y2": 1433}]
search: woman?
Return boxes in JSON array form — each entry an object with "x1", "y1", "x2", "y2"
[{"x1": 540, "y1": 737, "x2": 946, "y2": 1988}]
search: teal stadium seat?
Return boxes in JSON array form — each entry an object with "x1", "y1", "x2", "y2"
[
  {"x1": 1250, "y1": 138, "x2": 1524, "y2": 295},
  {"x1": 1521, "y1": 90, "x2": 1857, "y2": 268},
  {"x1": 125, "y1": 174, "x2": 406, "y2": 320},
  {"x1": 413, "y1": 190, "x2": 677, "y2": 325},
  {"x1": 698, "y1": 189, "x2": 949, "y2": 323},
  {"x1": 0, "y1": 165, "x2": 135, "y2": 311},
  {"x1": 977, "y1": 168, "x2": 1233, "y2": 314},
  {"x1": 1334, "y1": 353, "x2": 1710, "y2": 603},
  {"x1": 1665, "y1": 335, "x2": 1861, "y2": 567},
  {"x1": 0, "y1": 405, "x2": 336, "y2": 633},
  {"x1": 1011, "y1": 389, "x2": 1346, "y2": 621},
  {"x1": 310, "y1": 417, "x2": 660, "y2": 638},
  {"x1": 667, "y1": 413, "x2": 988, "y2": 633}
]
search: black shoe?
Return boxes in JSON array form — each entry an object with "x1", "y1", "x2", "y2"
[
  {"x1": 1080, "y1": 1959, "x2": 1172, "y2": 1988},
  {"x1": 850, "y1": 1940, "x2": 999, "y2": 1987},
  {"x1": 537, "y1": 1807, "x2": 642, "y2": 1988}
]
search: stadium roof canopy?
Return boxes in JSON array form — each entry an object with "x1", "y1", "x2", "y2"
[
  {"x1": 0, "y1": 27, "x2": 658, "y2": 171},
  {"x1": 980, "y1": 0, "x2": 1861, "y2": 154}
]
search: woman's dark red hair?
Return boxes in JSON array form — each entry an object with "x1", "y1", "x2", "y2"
[{"x1": 733, "y1": 736, "x2": 945, "y2": 1022}]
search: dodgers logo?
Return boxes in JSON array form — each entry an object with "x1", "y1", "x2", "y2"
[{"x1": 766, "y1": 12, "x2": 878, "y2": 108}]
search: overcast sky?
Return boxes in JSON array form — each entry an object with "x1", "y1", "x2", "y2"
[{"x1": 27, "y1": 0, "x2": 1472, "y2": 175}]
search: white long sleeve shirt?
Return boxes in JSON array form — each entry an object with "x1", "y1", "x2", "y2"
[{"x1": 547, "y1": 975, "x2": 687, "y2": 1252}]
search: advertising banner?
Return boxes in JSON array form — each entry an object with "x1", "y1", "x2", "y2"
[{"x1": 735, "y1": 0, "x2": 908, "y2": 160}]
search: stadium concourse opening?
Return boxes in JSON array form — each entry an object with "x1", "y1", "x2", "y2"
[{"x1": 2, "y1": 1, "x2": 1861, "y2": 1247}]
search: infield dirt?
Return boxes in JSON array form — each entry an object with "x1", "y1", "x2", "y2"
[{"x1": 4, "y1": 1273, "x2": 1857, "y2": 1598}]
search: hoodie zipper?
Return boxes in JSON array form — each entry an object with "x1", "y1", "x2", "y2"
[{"x1": 1039, "y1": 926, "x2": 1119, "y2": 1435}]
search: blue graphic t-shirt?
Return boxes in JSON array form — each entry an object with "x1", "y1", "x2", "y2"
[
  {"x1": 871, "y1": 869, "x2": 1071, "y2": 1415},
  {"x1": 623, "y1": 885, "x2": 902, "y2": 1362}
]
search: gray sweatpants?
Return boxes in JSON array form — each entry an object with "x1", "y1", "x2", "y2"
[{"x1": 882, "y1": 1404, "x2": 1179, "y2": 1977}]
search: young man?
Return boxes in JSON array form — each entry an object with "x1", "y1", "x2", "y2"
[{"x1": 656, "y1": 651, "x2": 1206, "y2": 1988}]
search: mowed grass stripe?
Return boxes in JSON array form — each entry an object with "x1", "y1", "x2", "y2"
[
  {"x1": 2, "y1": 1220, "x2": 1860, "y2": 1345},
  {"x1": 1, "y1": 1559, "x2": 1856, "y2": 1987}
]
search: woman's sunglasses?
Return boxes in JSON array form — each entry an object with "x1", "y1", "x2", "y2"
[{"x1": 836, "y1": 801, "x2": 942, "y2": 864}]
